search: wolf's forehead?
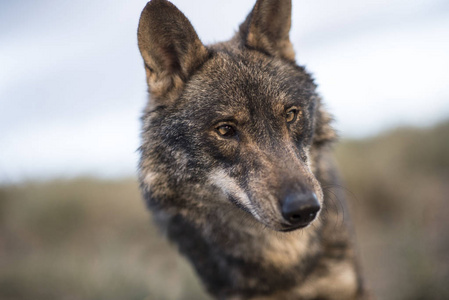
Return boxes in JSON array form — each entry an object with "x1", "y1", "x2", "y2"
[{"x1": 186, "y1": 53, "x2": 309, "y2": 108}]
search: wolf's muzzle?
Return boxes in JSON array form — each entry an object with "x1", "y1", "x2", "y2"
[{"x1": 281, "y1": 191, "x2": 320, "y2": 230}]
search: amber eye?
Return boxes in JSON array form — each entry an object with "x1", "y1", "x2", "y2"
[
  {"x1": 216, "y1": 124, "x2": 236, "y2": 137},
  {"x1": 286, "y1": 107, "x2": 299, "y2": 123}
]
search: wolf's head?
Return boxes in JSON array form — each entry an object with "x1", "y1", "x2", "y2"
[{"x1": 137, "y1": 0, "x2": 336, "y2": 232}]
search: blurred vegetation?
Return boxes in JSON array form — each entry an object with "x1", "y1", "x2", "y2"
[
  {"x1": 1, "y1": 121, "x2": 448, "y2": 300},
  {"x1": 0, "y1": 179, "x2": 210, "y2": 300},
  {"x1": 335, "y1": 120, "x2": 449, "y2": 300}
]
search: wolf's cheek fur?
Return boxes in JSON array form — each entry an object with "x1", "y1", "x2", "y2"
[{"x1": 208, "y1": 169, "x2": 263, "y2": 219}]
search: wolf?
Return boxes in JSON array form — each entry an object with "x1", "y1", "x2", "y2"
[{"x1": 137, "y1": 0, "x2": 368, "y2": 299}]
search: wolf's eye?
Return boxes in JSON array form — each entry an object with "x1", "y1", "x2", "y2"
[
  {"x1": 216, "y1": 124, "x2": 236, "y2": 137},
  {"x1": 286, "y1": 107, "x2": 299, "y2": 123}
]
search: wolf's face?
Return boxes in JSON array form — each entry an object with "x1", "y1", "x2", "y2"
[{"x1": 138, "y1": 0, "x2": 330, "y2": 232}]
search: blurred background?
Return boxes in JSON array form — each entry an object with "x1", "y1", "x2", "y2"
[{"x1": 0, "y1": 0, "x2": 448, "y2": 299}]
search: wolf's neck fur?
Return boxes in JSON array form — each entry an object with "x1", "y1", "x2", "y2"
[{"x1": 154, "y1": 154, "x2": 360, "y2": 299}]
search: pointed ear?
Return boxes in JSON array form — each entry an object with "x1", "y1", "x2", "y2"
[
  {"x1": 239, "y1": 0, "x2": 295, "y2": 61},
  {"x1": 137, "y1": 0, "x2": 209, "y2": 103}
]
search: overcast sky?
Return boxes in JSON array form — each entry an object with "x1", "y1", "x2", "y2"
[{"x1": 1, "y1": 0, "x2": 448, "y2": 182}]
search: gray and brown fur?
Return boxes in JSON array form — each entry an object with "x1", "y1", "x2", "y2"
[{"x1": 137, "y1": 0, "x2": 369, "y2": 299}]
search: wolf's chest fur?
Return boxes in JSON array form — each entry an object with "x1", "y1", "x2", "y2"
[{"x1": 137, "y1": 0, "x2": 368, "y2": 299}]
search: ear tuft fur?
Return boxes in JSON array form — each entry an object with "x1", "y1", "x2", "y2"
[{"x1": 313, "y1": 101, "x2": 338, "y2": 147}]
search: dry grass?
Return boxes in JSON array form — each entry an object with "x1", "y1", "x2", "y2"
[
  {"x1": 1, "y1": 121, "x2": 448, "y2": 299},
  {"x1": 0, "y1": 179, "x2": 210, "y2": 300},
  {"x1": 335, "y1": 121, "x2": 449, "y2": 300}
]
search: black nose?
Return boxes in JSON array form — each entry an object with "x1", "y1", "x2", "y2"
[{"x1": 281, "y1": 192, "x2": 320, "y2": 227}]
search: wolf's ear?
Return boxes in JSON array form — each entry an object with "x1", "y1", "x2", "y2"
[
  {"x1": 137, "y1": 0, "x2": 209, "y2": 103},
  {"x1": 239, "y1": 0, "x2": 294, "y2": 61}
]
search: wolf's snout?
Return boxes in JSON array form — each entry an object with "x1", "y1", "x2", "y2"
[{"x1": 281, "y1": 192, "x2": 320, "y2": 229}]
